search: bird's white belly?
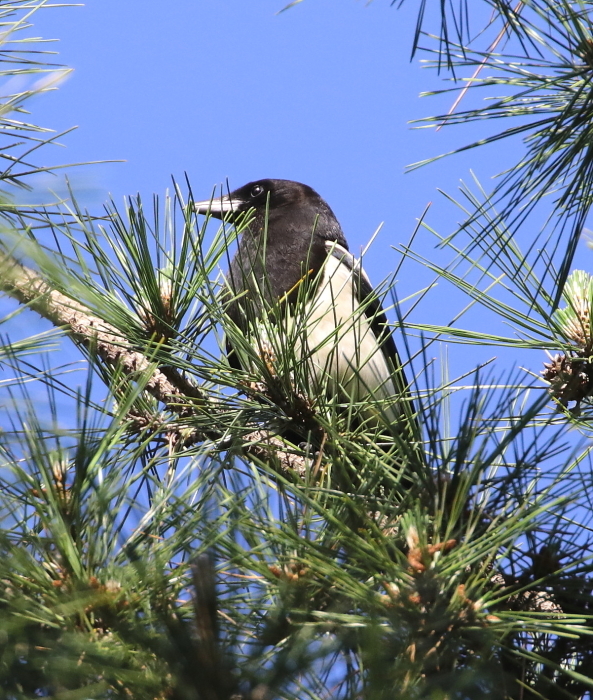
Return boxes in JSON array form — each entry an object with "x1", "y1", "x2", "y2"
[{"x1": 293, "y1": 255, "x2": 400, "y2": 424}]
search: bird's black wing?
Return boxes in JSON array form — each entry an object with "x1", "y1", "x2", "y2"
[{"x1": 326, "y1": 242, "x2": 413, "y2": 403}]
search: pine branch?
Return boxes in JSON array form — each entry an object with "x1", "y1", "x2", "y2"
[
  {"x1": 0, "y1": 249, "x2": 201, "y2": 404},
  {"x1": 0, "y1": 248, "x2": 308, "y2": 478}
]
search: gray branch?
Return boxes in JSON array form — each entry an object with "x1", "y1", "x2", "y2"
[{"x1": 0, "y1": 251, "x2": 306, "y2": 477}]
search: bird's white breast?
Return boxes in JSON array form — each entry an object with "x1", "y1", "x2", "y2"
[{"x1": 293, "y1": 253, "x2": 400, "y2": 426}]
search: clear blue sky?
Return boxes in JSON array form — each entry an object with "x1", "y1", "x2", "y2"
[
  {"x1": 2, "y1": 0, "x2": 567, "y2": 413},
  {"x1": 24, "y1": 0, "x2": 504, "y2": 277}
]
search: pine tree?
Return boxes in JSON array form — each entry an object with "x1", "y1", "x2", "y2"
[{"x1": 1, "y1": 1, "x2": 593, "y2": 698}]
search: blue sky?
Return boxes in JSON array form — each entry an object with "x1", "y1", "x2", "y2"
[
  {"x1": 24, "y1": 0, "x2": 503, "y2": 265},
  {"x1": 2, "y1": 0, "x2": 565, "y2": 415}
]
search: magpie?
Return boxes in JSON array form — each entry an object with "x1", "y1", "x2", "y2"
[{"x1": 194, "y1": 178, "x2": 414, "y2": 434}]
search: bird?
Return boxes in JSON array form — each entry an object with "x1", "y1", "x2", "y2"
[{"x1": 194, "y1": 178, "x2": 415, "y2": 440}]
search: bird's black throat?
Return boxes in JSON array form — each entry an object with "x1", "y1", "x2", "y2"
[{"x1": 225, "y1": 200, "x2": 346, "y2": 330}]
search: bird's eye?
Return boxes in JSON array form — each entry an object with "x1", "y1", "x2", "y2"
[{"x1": 250, "y1": 185, "x2": 264, "y2": 198}]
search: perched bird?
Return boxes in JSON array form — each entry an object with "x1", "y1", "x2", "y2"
[{"x1": 194, "y1": 178, "x2": 414, "y2": 436}]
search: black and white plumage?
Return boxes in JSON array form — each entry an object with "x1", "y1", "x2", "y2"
[{"x1": 194, "y1": 178, "x2": 412, "y2": 430}]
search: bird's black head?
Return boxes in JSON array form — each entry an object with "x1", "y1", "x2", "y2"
[{"x1": 195, "y1": 178, "x2": 348, "y2": 249}]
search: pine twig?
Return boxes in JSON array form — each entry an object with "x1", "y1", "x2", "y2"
[{"x1": 0, "y1": 250, "x2": 308, "y2": 477}]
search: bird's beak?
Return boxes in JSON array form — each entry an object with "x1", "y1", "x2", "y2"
[{"x1": 194, "y1": 195, "x2": 243, "y2": 220}]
